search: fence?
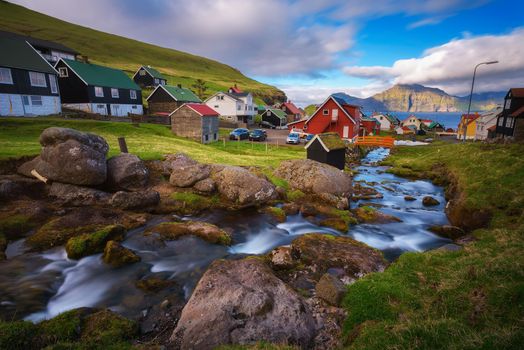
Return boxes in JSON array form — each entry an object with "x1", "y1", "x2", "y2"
[{"x1": 354, "y1": 135, "x2": 395, "y2": 148}]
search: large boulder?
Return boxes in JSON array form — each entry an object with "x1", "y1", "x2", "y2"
[
  {"x1": 0, "y1": 175, "x2": 46, "y2": 200},
  {"x1": 212, "y1": 166, "x2": 277, "y2": 206},
  {"x1": 169, "y1": 163, "x2": 210, "y2": 188},
  {"x1": 102, "y1": 240, "x2": 141, "y2": 267},
  {"x1": 110, "y1": 190, "x2": 160, "y2": 210},
  {"x1": 171, "y1": 258, "x2": 316, "y2": 349},
  {"x1": 49, "y1": 182, "x2": 111, "y2": 206},
  {"x1": 275, "y1": 159, "x2": 352, "y2": 208},
  {"x1": 106, "y1": 153, "x2": 149, "y2": 191},
  {"x1": 18, "y1": 127, "x2": 109, "y2": 186}
]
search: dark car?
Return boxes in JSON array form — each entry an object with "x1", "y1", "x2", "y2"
[
  {"x1": 229, "y1": 128, "x2": 250, "y2": 140},
  {"x1": 249, "y1": 129, "x2": 267, "y2": 141}
]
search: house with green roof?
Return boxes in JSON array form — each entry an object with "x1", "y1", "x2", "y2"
[
  {"x1": 55, "y1": 58, "x2": 142, "y2": 116},
  {"x1": 0, "y1": 37, "x2": 61, "y2": 116},
  {"x1": 132, "y1": 65, "x2": 167, "y2": 87},
  {"x1": 146, "y1": 84, "x2": 201, "y2": 115},
  {"x1": 261, "y1": 108, "x2": 287, "y2": 128}
]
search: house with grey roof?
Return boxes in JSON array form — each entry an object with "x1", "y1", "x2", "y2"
[
  {"x1": 133, "y1": 65, "x2": 167, "y2": 88},
  {"x1": 204, "y1": 86, "x2": 255, "y2": 124},
  {"x1": 0, "y1": 37, "x2": 61, "y2": 116}
]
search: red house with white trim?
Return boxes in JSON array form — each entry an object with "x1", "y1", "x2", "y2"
[{"x1": 287, "y1": 95, "x2": 361, "y2": 139}]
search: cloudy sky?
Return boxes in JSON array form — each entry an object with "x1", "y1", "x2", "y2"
[{"x1": 9, "y1": 0, "x2": 524, "y2": 106}]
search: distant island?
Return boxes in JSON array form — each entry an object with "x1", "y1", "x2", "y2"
[{"x1": 307, "y1": 84, "x2": 506, "y2": 113}]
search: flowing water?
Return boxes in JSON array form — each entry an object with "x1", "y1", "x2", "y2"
[{"x1": 0, "y1": 148, "x2": 450, "y2": 322}]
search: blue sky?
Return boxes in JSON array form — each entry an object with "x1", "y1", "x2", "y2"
[{"x1": 9, "y1": 0, "x2": 524, "y2": 106}]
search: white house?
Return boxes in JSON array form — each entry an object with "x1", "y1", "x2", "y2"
[
  {"x1": 374, "y1": 114, "x2": 400, "y2": 131},
  {"x1": 204, "y1": 86, "x2": 255, "y2": 124},
  {"x1": 475, "y1": 107, "x2": 502, "y2": 140},
  {"x1": 402, "y1": 115, "x2": 423, "y2": 130}
]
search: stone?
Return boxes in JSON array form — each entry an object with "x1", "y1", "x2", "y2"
[
  {"x1": 0, "y1": 175, "x2": 46, "y2": 200},
  {"x1": 354, "y1": 206, "x2": 402, "y2": 224},
  {"x1": 171, "y1": 258, "x2": 316, "y2": 349},
  {"x1": 164, "y1": 153, "x2": 198, "y2": 172},
  {"x1": 428, "y1": 225, "x2": 466, "y2": 240},
  {"x1": 110, "y1": 190, "x2": 160, "y2": 210},
  {"x1": 263, "y1": 207, "x2": 286, "y2": 223},
  {"x1": 102, "y1": 240, "x2": 141, "y2": 267},
  {"x1": 422, "y1": 196, "x2": 440, "y2": 206},
  {"x1": 49, "y1": 182, "x2": 111, "y2": 206},
  {"x1": 282, "y1": 203, "x2": 300, "y2": 216},
  {"x1": 193, "y1": 178, "x2": 216, "y2": 193},
  {"x1": 169, "y1": 163, "x2": 210, "y2": 188},
  {"x1": 65, "y1": 225, "x2": 125, "y2": 259},
  {"x1": 319, "y1": 218, "x2": 348, "y2": 232},
  {"x1": 270, "y1": 246, "x2": 295, "y2": 270},
  {"x1": 144, "y1": 221, "x2": 231, "y2": 245},
  {"x1": 404, "y1": 195, "x2": 417, "y2": 201},
  {"x1": 212, "y1": 166, "x2": 277, "y2": 206},
  {"x1": 19, "y1": 127, "x2": 109, "y2": 186},
  {"x1": 106, "y1": 153, "x2": 149, "y2": 191},
  {"x1": 315, "y1": 273, "x2": 346, "y2": 306}
]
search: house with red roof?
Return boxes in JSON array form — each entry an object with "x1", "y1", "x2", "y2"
[
  {"x1": 205, "y1": 85, "x2": 255, "y2": 124},
  {"x1": 281, "y1": 101, "x2": 304, "y2": 123},
  {"x1": 287, "y1": 95, "x2": 361, "y2": 139},
  {"x1": 360, "y1": 116, "x2": 380, "y2": 135},
  {"x1": 496, "y1": 88, "x2": 524, "y2": 141},
  {"x1": 170, "y1": 103, "x2": 219, "y2": 143}
]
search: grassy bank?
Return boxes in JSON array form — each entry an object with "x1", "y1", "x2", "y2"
[
  {"x1": 0, "y1": 118, "x2": 303, "y2": 167},
  {"x1": 343, "y1": 142, "x2": 524, "y2": 349}
]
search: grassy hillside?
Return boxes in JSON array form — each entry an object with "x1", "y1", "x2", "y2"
[
  {"x1": 0, "y1": 118, "x2": 304, "y2": 167},
  {"x1": 0, "y1": 1, "x2": 285, "y2": 103}
]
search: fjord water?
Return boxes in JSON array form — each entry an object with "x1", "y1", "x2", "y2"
[{"x1": 0, "y1": 148, "x2": 450, "y2": 322}]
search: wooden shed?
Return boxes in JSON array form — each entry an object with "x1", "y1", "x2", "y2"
[
  {"x1": 305, "y1": 133, "x2": 346, "y2": 170},
  {"x1": 170, "y1": 103, "x2": 219, "y2": 144},
  {"x1": 146, "y1": 84, "x2": 201, "y2": 115}
]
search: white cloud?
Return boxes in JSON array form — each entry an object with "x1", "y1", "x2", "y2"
[{"x1": 343, "y1": 28, "x2": 524, "y2": 95}]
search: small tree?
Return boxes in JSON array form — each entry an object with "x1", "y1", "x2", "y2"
[
  {"x1": 254, "y1": 114, "x2": 262, "y2": 124},
  {"x1": 192, "y1": 79, "x2": 208, "y2": 99}
]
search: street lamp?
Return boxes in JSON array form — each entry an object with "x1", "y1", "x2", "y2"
[{"x1": 462, "y1": 60, "x2": 499, "y2": 142}]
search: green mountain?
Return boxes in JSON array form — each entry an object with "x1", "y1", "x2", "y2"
[{"x1": 0, "y1": 0, "x2": 286, "y2": 104}]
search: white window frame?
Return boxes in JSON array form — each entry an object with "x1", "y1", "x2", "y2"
[
  {"x1": 130, "y1": 90, "x2": 137, "y2": 100},
  {"x1": 506, "y1": 117, "x2": 513, "y2": 128},
  {"x1": 323, "y1": 109, "x2": 329, "y2": 115},
  {"x1": 30, "y1": 95, "x2": 43, "y2": 106},
  {"x1": 0, "y1": 68, "x2": 13, "y2": 84},
  {"x1": 139, "y1": 69, "x2": 146, "y2": 76},
  {"x1": 29, "y1": 71, "x2": 47, "y2": 87},
  {"x1": 58, "y1": 67, "x2": 68, "y2": 78},
  {"x1": 22, "y1": 95, "x2": 30, "y2": 106},
  {"x1": 111, "y1": 88, "x2": 119, "y2": 98},
  {"x1": 154, "y1": 78, "x2": 159, "y2": 85},
  {"x1": 94, "y1": 86, "x2": 104, "y2": 97},
  {"x1": 505, "y1": 99, "x2": 511, "y2": 110},
  {"x1": 49, "y1": 74, "x2": 58, "y2": 94}
]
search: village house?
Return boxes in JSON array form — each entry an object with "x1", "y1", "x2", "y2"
[
  {"x1": 428, "y1": 121, "x2": 445, "y2": 132},
  {"x1": 374, "y1": 113, "x2": 400, "y2": 131},
  {"x1": 280, "y1": 101, "x2": 304, "y2": 124},
  {"x1": 287, "y1": 95, "x2": 361, "y2": 139},
  {"x1": 360, "y1": 116, "x2": 381, "y2": 135},
  {"x1": 401, "y1": 115, "x2": 423, "y2": 130},
  {"x1": 395, "y1": 125, "x2": 415, "y2": 135},
  {"x1": 0, "y1": 30, "x2": 79, "y2": 65},
  {"x1": 146, "y1": 84, "x2": 201, "y2": 115},
  {"x1": 420, "y1": 119, "x2": 433, "y2": 128},
  {"x1": 475, "y1": 107, "x2": 502, "y2": 140},
  {"x1": 456, "y1": 113, "x2": 480, "y2": 140},
  {"x1": 55, "y1": 58, "x2": 142, "y2": 116},
  {"x1": 305, "y1": 133, "x2": 346, "y2": 170},
  {"x1": 261, "y1": 108, "x2": 287, "y2": 128},
  {"x1": 133, "y1": 65, "x2": 167, "y2": 88},
  {"x1": 204, "y1": 86, "x2": 255, "y2": 124},
  {"x1": 0, "y1": 37, "x2": 61, "y2": 116},
  {"x1": 495, "y1": 88, "x2": 524, "y2": 141},
  {"x1": 170, "y1": 103, "x2": 219, "y2": 144}
]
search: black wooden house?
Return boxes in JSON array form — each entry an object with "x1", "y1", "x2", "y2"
[
  {"x1": 496, "y1": 88, "x2": 524, "y2": 141},
  {"x1": 55, "y1": 58, "x2": 142, "y2": 116},
  {"x1": 132, "y1": 66, "x2": 167, "y2": 88},
  {"x1": 304, "y1": 133, "x2": 346, "y2": 170}
]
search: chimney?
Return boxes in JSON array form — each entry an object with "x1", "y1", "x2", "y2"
[
  {"x1": 79, "y1": 55, "x2": 89, "y2": 63},
  {"x1": 177, "y1": 84, "x2": 182, "y2": 88}
]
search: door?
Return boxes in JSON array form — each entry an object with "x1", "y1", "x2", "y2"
[
  {"x1": 343, "y1": 125, "x2": 349, "y2": 138},
  {"x1": 94, "y1": 104, "x2": 107, "y2": 115}
]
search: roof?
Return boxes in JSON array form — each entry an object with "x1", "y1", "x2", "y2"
[
  {"x1": 361, "y1": 116, "x2": 379, "y2": 122},
  {"x1": 181, "y1": 103, "x2": 219, "y2": 117},
  {"x1": 0, "y1": 30, "x2": 78, "y2": 55},
  {"x1": 142, "y1": 66, "x2": 165, "y2": 80},
  {"x1": 147, "y1": 85, "x2": 201, "y2": 102},
  {"x1": 428, "y1": 121, "x2": 444, "y2": 129},
  {"x1": 229, "y1": 86, "x2": 243, "y2": 94},
  {"x1": 487, "y1": 125, "x2": 497, "y2": 132},
  {"x1": 510, "y1": 105, "x2": 524, "y2": 117},
  {"x1": 421, "y1": 119, "x2": 433, "y2": 123},
  {"x1": 509, "y1": 88, "x2": 524, "y2": 98},
  {"x1": 0, "y1": 37, "x2": 57, "y2": 74},
  {"x1": 61, "y1": 58, "x2": 139, "y2": 90},
  {"x1": 305, "y1": 95, "x2": 357, "y2": 125},
  {"x1": 283, "y1": 102, "x2": 302, "y2": 115},
  {"x1": 460, "y1": 114, "x2": 480, "y2": 125},
  {"x1": 305, "y1": 132, "x2": 346, "y2": 152},
  {"x1": 265, "y1": 108, "x2": 287, "y2": 120}
]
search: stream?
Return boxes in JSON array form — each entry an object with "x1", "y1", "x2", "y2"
[{"x1": 0, "y1": 148, "x2": 450, "y2": 323}]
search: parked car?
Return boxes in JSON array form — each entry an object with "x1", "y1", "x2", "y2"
[
  {"x1": 229, "y1": 128, "x2": 250, "y2": 140},
  {"x1": 249, "y1": 129, "x2": 267, "y2": 141},
  {"x1": 304, "y1": 133, "x2": 314, "y2": 143},
  {"x1": 286, "y1": 132, "x2": 300, "y2": 145}
]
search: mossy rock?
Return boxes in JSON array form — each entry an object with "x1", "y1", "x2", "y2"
[
  {"x1": 144, "y1": 221, "x2": 232, "y2": 245},
  {"x1": 36, "y1": 308, "x2": 89, "y2": 347},
  {"x1": 0, "y1": 320, "x2": 38, "y2": 350},
  {"x1": 168, "y1": 192, "x2": 220, "y2": 215},
  {"x1": 80, "y1": 309, "x2": 138, "y2": 344},
  {"x1": 0, "y1": 214, "x2": 35, "y2": 240},
  {"x1": 102, "y1": 241, "x2": 141, "y2": 268},
  {"x1": 319, "y1": 218, "x2": 349, "y2": 232},
  {"x1": 135, "y1": 277, "x2": 177, "y2": 293},
  {"x1": 354, "y1": 206, "x2": 401, "y2": 224},
  {"x1": 65, "y1": 225, "x2": 126, "y2": 260},
  {"x1": 286, "y1": 189, "x2": 305, "y2": 202},
  {"x1": 264, "y1": 207, "x2": 286, "y2": 223}
]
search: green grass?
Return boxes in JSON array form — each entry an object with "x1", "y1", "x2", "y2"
[
  {"x1": 0, "y1": 118, "x2": 304, "y2": 167},
  {"x1": 343, "y1": 142, "x2": 524, "y2": 349},
  {"x1": 0, "y1": 1, "x2": 284, "y2": 103}
]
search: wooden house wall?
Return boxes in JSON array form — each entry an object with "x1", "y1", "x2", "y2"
[
  {"x1": 55, "y1": 61, "x2": 89, "y2": 103},
  {"x1": 262, "y1": 111, "x2": 285, "y2": 127},
  {"x1": 0, "y1": 66, "x2": 59, "y2": 97},
  {"x1": 171, "y1": 107, "x2": 203, "y2": 141},
  {"x1": 496, "y1": 93, "x2": 524, "y2": 137},
  {"x1": 306, "y1": 140, "x2": 345, "y2": 170},
  {"x1": 134, "y1": 69, "x2": 155, "y2": 87}
]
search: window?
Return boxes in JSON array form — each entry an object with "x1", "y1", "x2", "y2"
[
  {"x1": 29, "y1": 72, "x2": 46, "y2": 87},
  {"x1": 95, "y1": 86, "x2": 104, "y2": 97},
  {"x1": 506, "y1": 117, "x2": 513, "y2": 128},
  {"x1": 22, "y1": 96, "x2": 29, "y2": 105},
  {"x1": 205, "y1": 134, "x2": 209, "y2": 141},
  {"x1": 214, "y1": 133, "x2": 218, "y2": 140},
  {"x1": 30, "y1": 95, "x2": 42, "y2": 106},
  {"x1": 139, "y1": 69, "x2": 146, "y2": 76},
  {"x1": 132, "y1": 105, "x2": 137, "y2": 109},
  {"x1": 323, "y1": 109, "x2": 329, "y2": 115},
  {"x1": 58, "y1": 67, "x2": 68, "y2": 78},
  {"x1": 130, "y1": 90, "x2": 137, "y2": 99},
  {"x1": 505, "y1": 99, "x2": 511, "y2": 110},
  {"x1": 498, "y1": 117, "x2": 504, "y2": 126},
  {"x1": 214, "y1": 105, "x2": 219, "y2": 108},
  {"x1": 111, "y1": 88, "x2": 119, "y2": 98},
  {"x1": 154, "y1": 78, "x2": 159, "y2": 85},
  {"x1": 49, "y1": 74, "x2": 58, "y2": 94},
  {"x1": 237, "y1": 105, "x2": 241, "y2": 111},
  {"x1": 0, "y1": 68, "x2": 13, "y2": 84},
  {"x1": 160, "y1": 80, "x2": 166, "y2": 85}
]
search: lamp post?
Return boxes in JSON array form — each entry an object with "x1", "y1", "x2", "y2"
[{"x1": 462, "y1": 60, "x2": 499, "y2": 142}]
